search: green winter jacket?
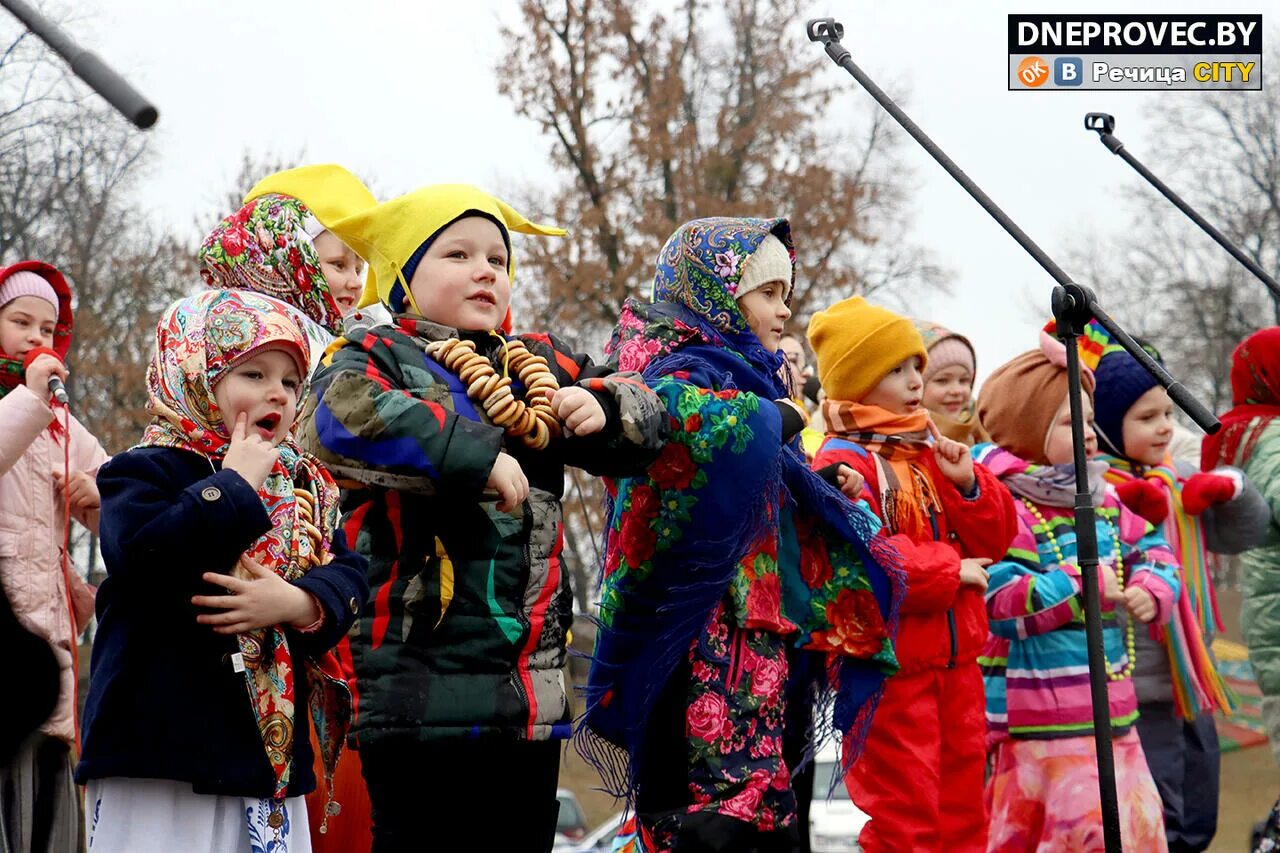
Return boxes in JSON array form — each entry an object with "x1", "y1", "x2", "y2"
[{"x1": 1242, "y1": 422, "x2": 1280, "y2": 696}]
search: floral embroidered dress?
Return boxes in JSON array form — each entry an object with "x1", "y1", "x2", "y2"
[{"x1": 580, "y1": 218, "x2": 902, "y2": 851}]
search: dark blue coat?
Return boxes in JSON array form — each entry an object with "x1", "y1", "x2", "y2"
[{"x1": 75, "y1": 447, "x2": 368, "y2": 798}]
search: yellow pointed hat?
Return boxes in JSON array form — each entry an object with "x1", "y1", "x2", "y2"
[
  {"x1": 326, "y1": 184, "x2": 566, "y2": 312},
  {"x1": 243, "y1": 164, "x2": 378, "y2": 229}
]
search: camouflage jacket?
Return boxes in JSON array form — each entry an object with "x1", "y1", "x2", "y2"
[{"x1": 299, "y1": 317, "x2": 666, "y2": 747}]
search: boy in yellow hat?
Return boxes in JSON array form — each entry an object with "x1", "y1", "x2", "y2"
[
  {"x1": 806, "y1": 296, "x2": 1017, "y2": 853},
  {"x1": 297, "y1": 184, "x2": 667, "y2": 851}
]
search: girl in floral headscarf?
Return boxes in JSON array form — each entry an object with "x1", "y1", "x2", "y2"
[
  {"x1": 207, "y1": 163, "x2": 379, "y2": 853},
  {"x1": 200, "y1": 164, "x2": 377, "y2": 370},
  {"x1": 76, "y1": 290, "x2": 367, "y2": 853},
  {"x1": 580, "y1": 217, "x2": 903, "y2": 852}
]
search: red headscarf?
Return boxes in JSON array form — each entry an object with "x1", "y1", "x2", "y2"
[{"x1": 1202, "y1": 327, "x2": 1280, "y2": 470}]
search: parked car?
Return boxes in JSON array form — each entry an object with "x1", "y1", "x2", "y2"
[
  {"x1": 809, "y1": 737, "x2": 869, "y2": 853},
  {"x1": 562, "y1": 810, "x2": 626, "y2": 852},
  {"x1": 553, "y1": 789, "x2": 590, "y2": 849}
]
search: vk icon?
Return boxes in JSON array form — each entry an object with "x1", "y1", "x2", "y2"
[{"x1": 1054, "y1": 57, "x2": 1083, "y2": 86}]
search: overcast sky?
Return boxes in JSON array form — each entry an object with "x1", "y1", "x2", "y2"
[{"x1": 12, "y1": 0, "x2": 1278, "y2": 391}]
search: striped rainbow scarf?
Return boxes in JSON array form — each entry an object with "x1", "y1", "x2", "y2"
[
  {"x1": 822, "y1": 400, "x2": 940, "y2": 539},
  {"x1": 1100, "y1": 454, "x2": 1237, "y2": 719}
]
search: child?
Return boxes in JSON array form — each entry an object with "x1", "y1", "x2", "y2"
[
  {"x1": 805, "y1": 297, "x2": 1016, "y2": 853},
  {"x1": 76, "y1": 289, "x2": 368, "y2": 852},
  {"x1": 297, "y1": 184, "x2": 668, "y2": 851},
  {"x1": 1088, "y1": 327, "x2": 1267, "y2": 853},
  {"x1": 205, "y1": 163, "x2": 380, "y2": 850},
  {"x1": 200, "y1": 164, "x2": 378, "y2": 365},
  {"x1": 583, "y1": 219, "x2": 902, "y2": 852},
  {"x1": 975, "y1": 337, "x2": 1181, "y2": 851},
  {"x1": 0, "y1": 261, "x2": 107, "y2": 853},
  {"x1": 1198, "y1": 328, "x2": 1280, "y2": 849},
  {"x1": 913, "y1": 320, "x2": 989, "y2": 446}
]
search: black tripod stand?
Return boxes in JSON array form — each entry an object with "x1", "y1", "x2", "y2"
[
  {"x1": 806, "y1": 18, "x2": 1220, "y2": 853},
  {"x1": 1084, "y1": 112, "x2": 1280, "y2": 309}
]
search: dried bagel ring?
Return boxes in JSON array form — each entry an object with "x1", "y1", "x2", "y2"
[
  {"x1": 488, "y1": 397, "x2": 519, "y2": 424},
  {"x1": 484, "y1": 386, "x2": 515, "y2": 412}
]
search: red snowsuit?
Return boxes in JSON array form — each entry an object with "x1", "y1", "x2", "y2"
[{"x1": 813, "y1": 437, "x2": 1016, "y2": 853}]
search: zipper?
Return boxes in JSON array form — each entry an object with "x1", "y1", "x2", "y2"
[{"x1": 946, "y1": 609, "x2": 957, "y2": 669}]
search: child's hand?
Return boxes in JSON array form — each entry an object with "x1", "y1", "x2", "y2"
[
  {"x1": 192, "y1": 555, "x2": 321, "y2": 634},
  {"x1": 24, "y1": 353, "x2": 66, "y2": 403},
  {"x1": 53, "y1": 470, "x2": 100, "y2": 514},
  {"x1": 1124, "y1": 586, "x2": 1158, "y2": 623},
  {"x1": 929, "y1": 421, "x2": 975, "y2": 492},
  {"x1": 835, "y1": 464, "x2": 865, "y2": 500},
  {"x1": 486, "y1": 451, "x2": 529, "y2": 512},
  {"x1": 959, "y1": 558, "x2": 991, "y2": 592},
  {"x1": 550, "y1": 386, "x2": 607, "y2": 437},
  {"x1": 53, "y1": 470, "x2": 101, "y2": 533},
  {"x1": 1181, "y1": 471, "x2": 1238, "y2": 516},
  {"x1": 222, "y1": 412, "x2": 279, "y2": 490},
  {"x1": 1101, "y1": 566, "x2": 1125, "y2": 604},
  {"x1": 1114, "y1": 478, "x2": 1169, "y2": 525}
]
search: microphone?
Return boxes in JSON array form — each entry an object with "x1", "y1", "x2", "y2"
[{"x1": 22, "y1": 347, "x2": 68, "y2": 405}]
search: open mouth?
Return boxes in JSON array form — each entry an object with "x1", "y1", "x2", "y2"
[
  {"x1": 254, "y1": 413, "x2": 281, "y2": 438},
  {"x1": 468, "y1": 292, "x2": 497, "y2": 306},
  {"x1": 335, "y1": 294, "x2": 356, "y2": 310}
]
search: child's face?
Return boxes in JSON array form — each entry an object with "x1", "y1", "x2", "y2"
[
  {"x1": 922, "y1": 364, "x2": 973, "y2": 417},
  {"x1": 408, "y1": 217, "x2": 510, "y2": 331},
  {"x1": 862, "y1": 356, "x2": 924, "y2": 416},
  {"x1": 0, "y1": 296, "x2": 56, "y2": 359},
  {"x1": 1044, "y1": 393, "x2": 1097, "y2": 465},
  {"x1": 314, "y1": 231, "x2": 366, "y2": 316},
  {"x1": 1121, "y1": 385, "x2": 1174, "y2": 466},
  {"x1": 213, "y1": 347, "x2": 302, "y2": 446},
  {"x1": 737, "y1": 281, "x2": 791, "y2": 352}
]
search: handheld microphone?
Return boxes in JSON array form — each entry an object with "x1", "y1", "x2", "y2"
[{"x1": 22, "y1": 347, "x2": 68, "y2": 405}]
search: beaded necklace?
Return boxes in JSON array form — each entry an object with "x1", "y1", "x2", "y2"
[
  {"x1": 425, "y1": 336, "x2": 563, "y2": 450},
  {"x1": 1019, "y1": 498, "x2": 1135, "y2": 681}
]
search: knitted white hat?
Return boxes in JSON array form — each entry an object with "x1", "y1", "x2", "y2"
[{"x1": 735, "y1": 233, "x2": 793, "y2": 301}]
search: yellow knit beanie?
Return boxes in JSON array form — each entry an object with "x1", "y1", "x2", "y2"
[{"x1": 807, "y1": 296, "x2": 928, "y2": 403}]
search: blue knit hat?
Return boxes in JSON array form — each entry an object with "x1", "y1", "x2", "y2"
[{"x1": 1093, "y1": 343, "x2": 1162, "y2": 457}]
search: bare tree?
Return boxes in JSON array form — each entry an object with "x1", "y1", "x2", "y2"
[
  {"x1": 498, "y1": 0, "x2": 949, "y2": 605},
  {"x1": 498, "y1": 0, "x2": 947, "y2": 346}
]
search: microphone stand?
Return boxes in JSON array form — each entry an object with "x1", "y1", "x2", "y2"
[
  {"x1": 1, "y1": 0, "x2": 158, "y2": 129},
  {"x1": 1084, "y1": 112, "x2": 1280, "y2": 309},
  {"x1": 806, "y1": 18, "x2": 1220, "y2": 853}
]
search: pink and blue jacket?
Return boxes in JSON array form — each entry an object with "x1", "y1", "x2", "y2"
[{"x1": 975, "y1": 444, "x2": 1180, "y2": 744}]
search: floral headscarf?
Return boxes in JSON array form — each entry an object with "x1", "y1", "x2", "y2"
[
  {"x1": 199, "y1": 195, "x2": 345, "y2": 338},
  {"x1": 611, "y1": 216, "x2": 795, "y2": 398},
  {"x1": 139, "y1": 289, "x2": 349, "y2": 799}
]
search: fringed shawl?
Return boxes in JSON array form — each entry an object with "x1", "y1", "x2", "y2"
[{"x1": 577, "y1": 218, "x2": 903, "y2": 803}]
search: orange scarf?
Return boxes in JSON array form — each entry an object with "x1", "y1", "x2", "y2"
[{"x1": 822, "y1": 400, "x2": 940, "y2": 539}]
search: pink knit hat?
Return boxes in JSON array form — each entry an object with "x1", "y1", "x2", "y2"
[
  {"x1": 922, "y1": 335, "x2": 975, "y2": 384},
  {"x1": 0, "y1": 270, "x2": 59, "y2": 313}
]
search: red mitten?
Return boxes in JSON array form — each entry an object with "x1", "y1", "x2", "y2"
[
  {"x1": 1181, "y1": 472, "x2": 1238, "y2": 516},
  {"x1": 1115, "y1": 478, "x2": 1169, "y2": 525}
]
